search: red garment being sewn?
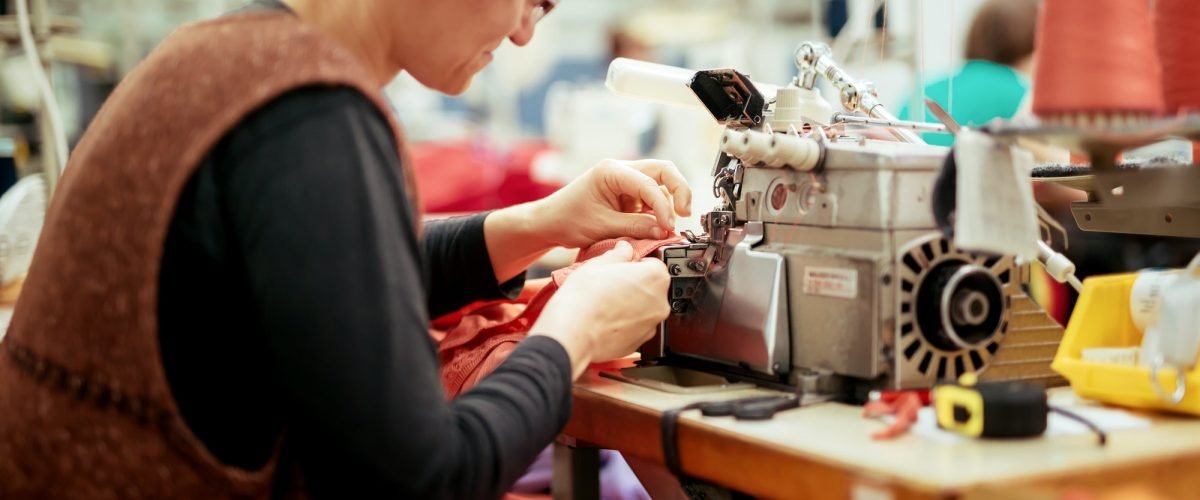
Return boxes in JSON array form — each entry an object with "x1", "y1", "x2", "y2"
[{"x1": 436, "y1": 237, "x2": 683, "y2": 397}]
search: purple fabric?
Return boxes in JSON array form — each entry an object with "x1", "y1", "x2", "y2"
[{"x1": 511, "y1": 447, "x2": 650, "y2": 500}]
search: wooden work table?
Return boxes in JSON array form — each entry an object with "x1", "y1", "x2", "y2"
[
  {"x1": 554, "y1": 368, "x2": 1200, "y2": 500},
  {"x1": 2, "y1": 278, "x2": 1194, "y2": 499}
]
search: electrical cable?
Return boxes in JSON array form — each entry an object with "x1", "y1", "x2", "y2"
[
  {"x1": 1049, "y1": 406, "x2": 1108, "y2": 446},
  {"x1": 15, "y1": 0, "x2": 69, "y2": 184}
]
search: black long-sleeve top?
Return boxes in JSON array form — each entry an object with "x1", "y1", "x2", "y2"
[{"x1": 155, "y1": 81, "x2": 573, "y2": 499}]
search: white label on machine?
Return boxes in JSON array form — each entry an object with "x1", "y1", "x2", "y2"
[
  {"x1": 953, "y1": 130, "x2": 1039, "y2": 261},
  {"x1": 803, "y1": 267, "x2": 858, "y2": 299}
]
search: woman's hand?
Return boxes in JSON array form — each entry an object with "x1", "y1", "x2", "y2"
[
  {"x1": 483, "y1": 159, "x2": 692, "y2": 283},
  {"x1": 529, "y1": 241, "x2": 671, "y2": 379},
  {"x1": 533, "y1": 159, "x2": 693, "y2": 248}
]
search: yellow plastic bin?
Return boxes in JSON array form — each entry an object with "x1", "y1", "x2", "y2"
[{"x1": 1051, "y1": 273, "x2": 1200, "y2": 416}]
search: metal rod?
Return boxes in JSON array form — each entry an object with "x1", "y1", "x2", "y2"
[
  {"x1": 796, "y1": 42, "x2": 926, "y2": 144},
  {"x1": 831, "y1": 112, "x2": 949, "y2": 132},
  {"x1": 869, "y1": 108, "x2": 928, "y2": 142}
]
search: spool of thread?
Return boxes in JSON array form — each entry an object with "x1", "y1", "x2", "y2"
[
  {"x1": 1130, "y1": 270, "x2": 1179, "y2": 332},
  {"x1": 1130, "y1": 269, "x2": 1180, "y2": 368},
  {"x1": 1154, "y1": 0, "x2": 1200, "y2": 114},
  {"x1": 1153, "y1": 0, "x2": 1200, "y2": 163},
  {"x1": 1032, "y1": 0, "x2": 1165, "y2": 120}
]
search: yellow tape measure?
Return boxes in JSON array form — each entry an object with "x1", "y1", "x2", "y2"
[{"x1": 933, "y1": 373, "x2": 1048, "y2": 439}]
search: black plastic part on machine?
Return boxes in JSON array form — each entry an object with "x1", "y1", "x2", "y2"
[
  {"x1": 688, "y1": 69, "x2": 766, "y2": 128},
  {"x1": 932, "y1": 150, "x2": 958, "y2": 240}
]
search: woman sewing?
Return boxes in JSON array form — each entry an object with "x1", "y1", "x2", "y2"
[{"x1": 0, "y1": 0, "x2": 690, "y2": 497}]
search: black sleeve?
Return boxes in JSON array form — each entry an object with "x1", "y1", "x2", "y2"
[
  {"x1": 423, "y1": 213, "x2": 525, "y2": 318},
  {"x1": 217, "y1": 86, "x2": 572, "y2": 499}
]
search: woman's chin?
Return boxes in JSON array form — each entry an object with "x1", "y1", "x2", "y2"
[
  {"x1": 419, "y1": 73, "x2": 475, "y2": 96},
  {"x1": 441, "y1": 79, "x2": 474, "y2": 96}
]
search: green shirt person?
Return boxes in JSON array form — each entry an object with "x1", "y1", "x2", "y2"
[{"x1": 899, "y1": 0, "x2": 1038, "y2": 146}]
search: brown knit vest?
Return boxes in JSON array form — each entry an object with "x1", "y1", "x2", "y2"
[{"x1": 0, "y1": 12, "x2": 414, "y2": 498}]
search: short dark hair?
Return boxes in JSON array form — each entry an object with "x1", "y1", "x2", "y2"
[{"x1": 965, "y1": 0, "x2": 1039, "y2": 66}]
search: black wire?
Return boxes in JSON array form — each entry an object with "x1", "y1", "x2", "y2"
[{"x1": 1049, "y1": 406, "x2": 1108, "y2": 446}]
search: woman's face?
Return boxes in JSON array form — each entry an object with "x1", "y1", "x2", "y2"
[{"x1": 392, "y1": 0, "x2": 548, "y2": 95}]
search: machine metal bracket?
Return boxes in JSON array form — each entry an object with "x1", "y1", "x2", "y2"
[
  {"x1": 663, "y1": 221, "x2": 791, "y2": 376},
  {"x1": 794, "y1": 42, "x2": 922, "y2": 144},
  {"x1": 1072, "y1": 203, "x2": 1200, "y2": 238}
]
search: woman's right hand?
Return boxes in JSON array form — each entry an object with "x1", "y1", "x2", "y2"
[{"x1": 529, "y1": 241, "x2": 671, "y2": 379}]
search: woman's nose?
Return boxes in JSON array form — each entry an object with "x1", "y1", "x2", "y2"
[{"x1": 509, "y1": 18, "x2": 536, "y2": 47}]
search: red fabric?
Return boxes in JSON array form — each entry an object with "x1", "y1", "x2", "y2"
[
  {"x1": 436, "y1": 236, "x2": 684, "y2": 398},
  {"x1": 863, "y1": 392, "x2": 925, "y2": 440},
  {"x1": 410, "y1": 140, "x2": 561, "y2": 213},
  {"x1": 504, "y1": 494, "x2": 550, "y2": 500}
]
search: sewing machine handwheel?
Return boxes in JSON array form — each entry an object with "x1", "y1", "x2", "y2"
[{"x1": 917, "y1": 262, "x2": 1006, "y2": 352}]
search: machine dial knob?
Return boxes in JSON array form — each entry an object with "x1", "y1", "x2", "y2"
[{"x1": 917, "y1": 262, "x2": 1006, "y2": 351}]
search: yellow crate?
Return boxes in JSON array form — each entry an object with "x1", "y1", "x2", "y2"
[{"x1": 1051, "y1": 273, "x2": 1200, "y2": 416}]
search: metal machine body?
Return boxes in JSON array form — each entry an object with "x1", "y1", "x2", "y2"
[{"x1": 637, "y1": 45, "x2": 1064, "y2": 396}]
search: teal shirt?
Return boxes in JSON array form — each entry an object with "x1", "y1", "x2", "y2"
[{"x1": 899, "y1": 60, "x2": 1029, "y2": 146}]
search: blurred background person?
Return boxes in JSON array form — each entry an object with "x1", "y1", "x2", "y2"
[{"x1": 898, "y1": 0, "x2": 1038, "y2": 146}]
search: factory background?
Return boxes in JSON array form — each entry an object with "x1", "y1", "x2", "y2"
[
  {"x1": 1, "y1": 0, "x2": 987, "y2": 227},
  {"x1": 8, "y1": 0, "x2": 1191, "y2": 323}
]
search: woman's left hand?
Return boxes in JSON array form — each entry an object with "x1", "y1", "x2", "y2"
[{"x1": 533, "y1": 159, "x2": 693, "y2": 248}]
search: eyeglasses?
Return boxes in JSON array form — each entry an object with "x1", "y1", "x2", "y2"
[{"x1": 530, "y1": 0, "x2": 559, "y2": 25}]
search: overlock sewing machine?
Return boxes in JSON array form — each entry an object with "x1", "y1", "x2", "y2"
[{"x1": 609, "y1": 43, "x2": 1068, "y2": 400}]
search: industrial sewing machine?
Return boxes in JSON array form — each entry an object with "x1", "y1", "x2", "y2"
[{"x1": 608, "y1": 43, "x2": 1067, "y2": 399}]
